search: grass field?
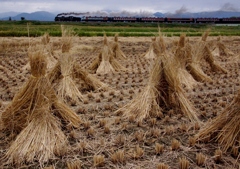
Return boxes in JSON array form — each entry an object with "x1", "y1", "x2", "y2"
[{"x1": 0, "y1": 20, "x2": 240, "y2": 37}]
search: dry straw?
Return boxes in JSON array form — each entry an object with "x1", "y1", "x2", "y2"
[
  {"x1": 48, "y1": 52, "x2": 84, "y2": 103},
  {"x1": 186, "y1": 30, "x2": 213, "y2": 82},
  {"x1": 111, "y1": 33, "x2": 127, "y2": 60},
  {"x1": 212, "y1": 36, "x2": 234, "y2": 57},
  {"x1": 48, "y1": 28, "x2": 109, "y2": 102},
  {"x1": 89, "y1": 34, "x2": 126, "y2": 74},
  {"x1": 174, "y1": 33, "x2": 197, "y2": 89},
  {"x1": 191, "y1": 29, "x2": 227, "y2": 75},
  {"x1": 115, "y1": 48, "x2": 199, "y2": 122},
  {"x1": 143, "y1": 37, "x2": 159, "y2": 59},
  {"x1": 73, "y1": 64, "x2": 109, "y2": 91},
  {"x1": 196, "y1": 90, "x2": 240, "y2": 152},
  {"x1": 1, "y1": 47, "x2": 81, "y2": 165},
  {"x1": 22, "y1": 32, "x2": 57, "y2": 71}
]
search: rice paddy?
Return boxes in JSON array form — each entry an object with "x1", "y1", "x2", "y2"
[{"x1": 0, "y1": 32, "x2": 239, "y2": 168}]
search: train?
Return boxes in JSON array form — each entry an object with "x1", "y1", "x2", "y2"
[{"x1": 54, "y1": 13, "x2": 240, "y2": 24}]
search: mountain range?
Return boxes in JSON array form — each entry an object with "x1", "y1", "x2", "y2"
[{"x1": 0, "y1": 11, "x2": 240, "y2": 21}]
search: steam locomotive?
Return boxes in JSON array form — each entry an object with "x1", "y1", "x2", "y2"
[{"x1": 55, "y1": 13, "x2": 240, "y2": 24}]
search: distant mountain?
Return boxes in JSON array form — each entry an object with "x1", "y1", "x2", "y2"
[
  {"x1": 153, "y1": 12, "x2": 164, "y2": 17},
  {"x1": 1, "y1": 11, "x2": 55, "y2": 21}
]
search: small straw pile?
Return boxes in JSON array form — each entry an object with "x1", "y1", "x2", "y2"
[
  {"x1": 89, "y1": 34, "x2": 126, "y2": 74},
  {"x1": 111, "y1": 33, "x2": 127, "y2": 60},
  {"x1": 174, "y1": 34, "x2": 197, "y2": 89},
  {"x1": 196, "y1": 90, "x2": 240, "y2": 152},
  {"x1": 212, "y1": 36, "x2": 234, "y2": 57},
  {"x1": 0, "y1": 47, "x2": 81, "y2": 165},
  {"x1": 143, "y1": 37, "x2": 159, "y2": 59},
  {"x1": 73, "y1": 64, "x2": 109, "y2": 91},
  {"x1": 115, "y1": 51, "x2": 199, "y2": 122}
]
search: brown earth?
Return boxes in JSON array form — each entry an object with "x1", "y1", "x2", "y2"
[{"x1": 0, "y1": 36, "x2": 239, "y2": 168}]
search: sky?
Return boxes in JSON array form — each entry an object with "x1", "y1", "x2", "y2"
[{"x1": 0, "y1": 0, "x2": 240, "y2": 14}]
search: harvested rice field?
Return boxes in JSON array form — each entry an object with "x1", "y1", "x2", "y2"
[{"x1": 0, "y1": 34, "x2": 239, "y2": 168}]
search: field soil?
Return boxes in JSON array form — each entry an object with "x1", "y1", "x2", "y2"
[{"x1": 0, "y1": 36, "x2": 239, "y2": 168}]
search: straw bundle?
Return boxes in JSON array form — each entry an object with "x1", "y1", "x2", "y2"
[
  {"x1": 143, "y1": 37, "x2": 160, "y2": 59},
  {"x1": 115, "y1": 53, "x2": 199, "y2": 122},
  {"x1": 196, "y1": 90, "x2": 240, "y2": 152},
  {"x1": 89, "y1": 35, "x2": 126, "y2": 74},
  {"x1": 1, "y1": 47, "x2": 80, "y2": 165},
  {"x1": 204, "y1": 45, "x2": 228, "y2": 73},
  {"x1": 48, "y1": 53, "x2": 84, "y2": 103},
  {"x1": 41, "y1": 32, "x2": 50, "y2": 45},
  {"x1": 73, "y1": 64, "x2": 109, "y2": 91},
  {"x1": 212, "y1": 37, "x2": 234, "y2": 57},
  {"x1": 111, "y1": 33, "x2": 127, "y2": 60},
  {"x1": 96, "y1": 42, "x2": 115, "y2": 74},
  {"x1": 174, "y1": 34, "x2": 197, "y2": 89},
  {"x1": 200, "y1": 30, "x2": 227, "y2": 73},
  {"x1": 186, "y1": 32, "x2": 214, "y2": 82},
  {"x1": 5, "y1": 107, "x2": 68, "y2": 165}
]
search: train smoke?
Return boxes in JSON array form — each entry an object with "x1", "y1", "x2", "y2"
[
  {"x1": 87, "y1": 10, "x2": 154, "y2": 17},
  {"x1": 165, "y1": 6, "x2": 188, "y2": 17},
  {"x1": 219, "y1": 3, "x2": 239, "y2": 12}
]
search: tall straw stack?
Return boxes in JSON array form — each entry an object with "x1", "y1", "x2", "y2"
[
  {"x1": 48, "y1": 25, "x2": 83, "y2": 103},
  {"x1": 196, "y1": 90, "x2": 240, "y2": 152},
  {"x1": 115, "y1": 52, "x2": 199, "y2": 122},
  {"x1": 0, "y1": 47, "x2": 81, "y2": 165},
  {"x1": 111, "y1": 33, "x2": 127, "y2": 60}
]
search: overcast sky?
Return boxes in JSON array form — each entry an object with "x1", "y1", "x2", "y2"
[{"x1": 1, "y1": 0, "x2": 240, "y2": 14}]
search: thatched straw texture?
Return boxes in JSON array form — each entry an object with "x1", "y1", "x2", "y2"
[
  {"x1": 0, "y1": 47, "x2": 80, "y2": 165},
  {"x1": 111, "y1": 34, "x2": 127, "y2": 60},
  {"x1": 196, "y1": 90, "x2": 240, "y2": 152}
]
